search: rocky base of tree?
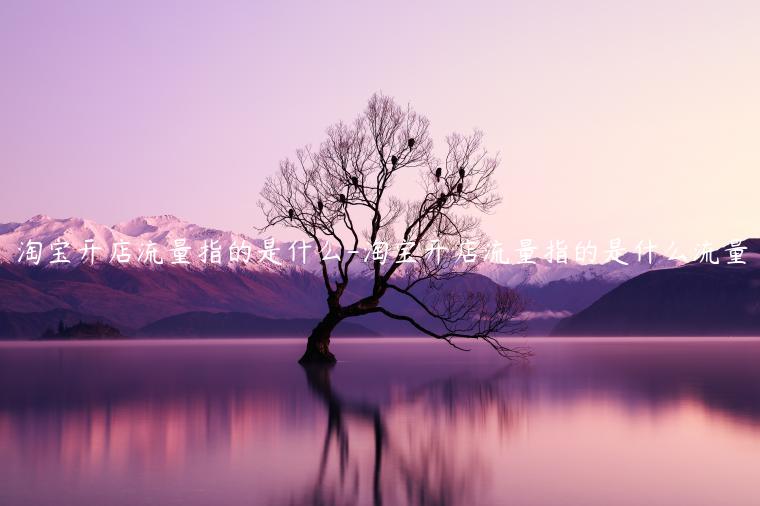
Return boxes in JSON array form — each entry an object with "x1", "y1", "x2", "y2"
[
  {"x1": 298, "y1": 318, "x2": 339, "y2": 364},
  {"x1": 298, "y1": 345, "x2": 337, "y2": 365}
]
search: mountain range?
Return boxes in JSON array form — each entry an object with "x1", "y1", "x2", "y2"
[
  {"x1": 553, "y1": 240, "x2": 760, "y2": 336},
  {"x1": 0, "y1": 215, "x2": 683, "y2": 338}
]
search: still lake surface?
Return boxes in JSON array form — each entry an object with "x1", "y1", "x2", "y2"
[{"x1": 1, "y1": 337, "x2": 760, "y2": 506}]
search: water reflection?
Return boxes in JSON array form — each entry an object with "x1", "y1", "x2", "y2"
[
  {"x1": 0, "y1": 339, "x2": 759, "y2": 506},
  {"x1": 294, "y1": 364, "x2": 517, "y2": 506}
]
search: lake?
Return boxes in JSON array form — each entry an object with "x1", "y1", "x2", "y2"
[{"x1": 1, "y1": 337, "x2": 759, "y2": 505}]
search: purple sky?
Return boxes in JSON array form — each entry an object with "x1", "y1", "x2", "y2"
[{"x1": 2, "y1": 1, "x2": 760, "y2": 254}]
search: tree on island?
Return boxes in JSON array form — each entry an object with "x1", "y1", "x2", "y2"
[
  {"x1": 258, "y1": 93, "x2": 525, "y2": 364},
  {"x1": 42, "y1": 320, "x2": 122, "y2": 339}
]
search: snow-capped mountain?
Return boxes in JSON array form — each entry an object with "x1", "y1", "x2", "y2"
[
  {"x1": 0, "y1": 214, "x2": 285, "y2": 272},
  {"x1": 0, "y1": 215, "x2": 681, "y2": 286},
  {"x1": 0, "y1": 215, "x2": 690, "y2": 338},
  {"x1": 477, "y1": 252, "x2": 680, "y2": 288}
]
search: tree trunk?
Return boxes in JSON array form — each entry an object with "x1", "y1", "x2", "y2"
[{"x1": 299, "y1": 312, "x2": 341, "y2": 364}]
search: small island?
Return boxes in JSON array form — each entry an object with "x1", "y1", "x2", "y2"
[{"x1": 41, "y1": 320, "x2": 123, "y2": 340}]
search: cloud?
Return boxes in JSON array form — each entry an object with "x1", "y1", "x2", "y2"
[{"x1": 520, "y1": 310, "x2": 572, "y2": 321}]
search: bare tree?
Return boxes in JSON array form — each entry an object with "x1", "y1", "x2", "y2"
[{"x1": 259, "y1": 93, "x2": 525, "y2": 363}]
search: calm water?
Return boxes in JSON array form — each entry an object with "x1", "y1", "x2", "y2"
[{"x1": 1, "y1": 337, "x2": 760, "y2": 506}]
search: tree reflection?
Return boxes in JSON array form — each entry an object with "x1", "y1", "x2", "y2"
[{"x1": 286, "y1": 364, "x2": 520, "y2": 506}]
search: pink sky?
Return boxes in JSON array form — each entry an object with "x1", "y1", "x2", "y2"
[{"x1": 2, "y1": 1, "x2": 759, "y2": 255}]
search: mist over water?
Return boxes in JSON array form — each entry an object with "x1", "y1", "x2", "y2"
[{"x1": 1, "y1": 338, "x2": 759, "y2": 506}]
